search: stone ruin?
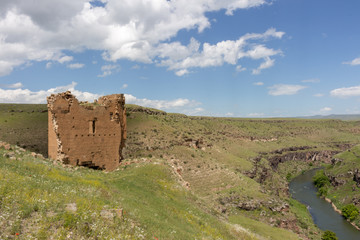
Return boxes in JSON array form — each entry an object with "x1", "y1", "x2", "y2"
[{"x1": 47, "y1": 91, "x2": 126, "y2": 171}]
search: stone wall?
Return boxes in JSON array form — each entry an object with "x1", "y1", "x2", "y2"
[{"x1": 47, "y1": 91, "x2": 126, "y2": 171}]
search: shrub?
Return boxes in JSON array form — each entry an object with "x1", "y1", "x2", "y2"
[
  {"x1": 318, "y1": 187, "x2": 328, "y2": 196},
  {"x1": 313, "y1": 170, "x2": 330, "y2": 188},
  {"x1": 342, "y1": 204, "x2": 359, "y2": 221},
  {"x1": 321, "y1": 230, "x2": 338, "y2": 240},
  {"x1": 286, "y1": 173, "x2": 292, "y2": 181},
  {"x1": 313, "y1": 170, "x2": 330, "y2": 196}
]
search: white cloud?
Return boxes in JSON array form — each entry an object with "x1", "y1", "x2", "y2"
[
  {"x1": 131, "y1": 64, "x2": 141, "y2": 70},
  {"x1": 0, "y1": 81, "x2": 202, "y2": 113},
  {"x1": 0, "y1": 81, "x2": 100, "y2": 103},
  {"x1": 125, "y1": 94, "x2": 201, "y2": 110},
  {"x1": 248, "y1": 112, "x2": 265, "y2": 117},
  {"x1": 253, "y1": 82, "x2": 264, "y2": 86},
  {"x1": 225, "y1": 112, "x2": 234, "y2": 116},
  {"x1": 46, "y1": 62, "x2": 52, "y2": 69},
  {"x1": 302, "y1": 78, "x2": 320, "y2": 83},
  {"x1": 314, "y1": 93, "x2": 324, "y2": 97},
  {"x1": 2, "y1": 82, "x2": 24, "y2": 88},
  {"x1": 157, "y1": 28, "x2": 284, "y2": 75},
  {"x1": 0, "y1": 1, "x2": 280, "y2": 76},
  {"x1": 58, "y1": 55, "x2": 74, "y2": 64},
  {"x1": 184, "y1": 107, "x2": 205, "y2": 115},
  {"x1": 236, "y1": 65, "x2": 246, "y2": 72},
  {"x1": 98, "y1": 64, "x2": 120, "y2": 77},
  {"x1": 121, "y1": 84, "x2": 128, "y2": 89},
  {"x1": 343, "y1": 57, "x2": 360, "y2": 66},
  {"x1": 268, "y1": 84, "x2": 307, "y2": 96},
  {"x1": 252, "y1": 57, "x2": 275, "y2": 75},
  {"x1": 330, "y1": 86, "x2": 360, "y2": 97},
  {"x1": 320, "y1": 107, "x2": 332, "y2": 113},
  {"x1": 67, "y1": 63, "x2": 85, "y2": 69},
  {"x1": 175, "y1": 69, "x2": 190, "y2": 76}
]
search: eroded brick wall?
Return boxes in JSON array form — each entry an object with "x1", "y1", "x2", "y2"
[{"x1": 47, "y1": 91, "x2": 126, "y2": 171}]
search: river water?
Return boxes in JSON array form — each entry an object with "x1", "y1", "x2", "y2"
[{"x1": 289, "y1": 168, "x2": 360, "y2": 240}]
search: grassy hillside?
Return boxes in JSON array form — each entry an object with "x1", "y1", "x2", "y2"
[
  {"x1": 0, "y1": 104, "x2": 48, "y2": 156},
  {"x1": 1, "y1": 103, "x2": 360, "y2": 239},
  {"x1": 319, "y1": 144, "x2": 360, "y2": 228}
]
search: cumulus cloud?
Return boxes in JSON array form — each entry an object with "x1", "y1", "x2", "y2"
[
  {"x1": 252, "y1": 57, "x2": 275, "y2": 75},
  {"x1": 268, "y1": 84, "x2": 307, "y2": 96},
  {"x1": 0, "y1": 82, "x2": 24, "y2": 88},
  {"x1": 320, "y1": 107, "x2": 332, "y2": 113},
  {"x1": 125, "y1": 94, "x2": 201, "y2": 110},
  {"x1": 343, "y1": 57, "x2": 360, "y2": 66},
  {"x1": 98, "y1": 64, "x2": 120, "y2": 77},
  {"x1": 0, "y1": 82, "x2": 100, "y2": 103},
  {"x1": 253, "y1": 82, "x2": 264, "y2": 86},
  {"x1": 330, "y1": 86, "x2": 360, "y2": 97},
  {"x1": 67, "y1": 63, "x2": 85, "y2": 69},
  {"x1": 58, "y1": 56, "x2": 74, "y2": 64},
  {"x1": 236, "y1": 65, "x2": 246, "y2": 72},
  {"x1": 184, "y1": 107, "x2": 205, "y2": 115},
  {"x1": 0, "y1": 0, "x2": 280, "y2": 76},
  {"x1": 131, "y1": 64, "x2": 141, "y2": 70},
  {"x1": 157, "y1": 28, "x2": 284, "y2": 75},
  {"x1": 175, "y1": 69, "x2": 190, "y2": 76},
  {"x1": 248, "y1": 112, "x2": 265, "y2": 117},
  {"x1": 0, "y1": 81, "x2": 202, "y2": 113}
]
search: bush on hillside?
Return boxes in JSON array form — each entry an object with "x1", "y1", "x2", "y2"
[
  {"x1": 313, "y1": 170, "x2": 330, "y2": 188},
  {"x1": 321, "y1": 230, "x2": 337, "y2": 240},
  {"x1": 341, "y1": 204, "x2": 359, "y2": 221},
  {"x1": 313, "y1": 170, "x2": 330, "y2": 196}
]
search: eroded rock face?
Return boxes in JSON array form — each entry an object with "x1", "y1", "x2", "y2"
[
  {"x1": 267, "y1": 150, "x2": 338, "y2": 169},
  {"x1": 47, "y1": 91, "x2": 126, "y2": 171},
  {"x1": 353, "y1": 169, "x2": 360, "y2": 186}
]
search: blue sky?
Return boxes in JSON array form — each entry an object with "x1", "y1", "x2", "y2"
[{"x1": 0, "y1": 0, "x2": 360, "y2": 117}]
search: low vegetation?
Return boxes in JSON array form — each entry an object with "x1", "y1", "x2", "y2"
[
  {"x1": 1, "y1": 103, "x2": 360, "y2": 239},
  {"x1": 317, "y1": 144, "x2": 360, "y2": 228},
  {"x1": 321, "y1": 230, "x2": 338, "y2": 240},
  {"x1": 313, "y1": 170, "x2": 330, "y2": 196},
  {"x1": 0, "y1": 145, "x2": 253, "y2": 239},
  {"x1": 342, "y1": 204, "x2": 359, "y2": 221}
]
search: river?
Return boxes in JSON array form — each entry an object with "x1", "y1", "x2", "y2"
[{"x1": 289, "y1": 168, "x2": 360, "y2": 240}]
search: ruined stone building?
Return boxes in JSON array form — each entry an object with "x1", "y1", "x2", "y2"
[{"x1": 47, "y1": 91, "x2": 126, "y2": 171}]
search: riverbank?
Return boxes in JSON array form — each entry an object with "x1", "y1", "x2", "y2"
[
  {"x1": 290, "y1": 169, "x2": 360, "y2": 240},
  {"x1": 325, "y1": 197, "x2": 360, "y2": 231}
]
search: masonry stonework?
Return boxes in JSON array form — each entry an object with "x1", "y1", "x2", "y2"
[{"x1": 47, "y1": 91, "x2": 126, "y2": 171}]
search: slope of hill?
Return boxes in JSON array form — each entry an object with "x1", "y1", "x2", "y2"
[
  {"x1": 1, "y1": 103, "x2": 360, "y2": 239},
  {"x1": 301, "y1": 114, "x2": 360, "y2": 121},
  {"x1": 318, "y1": 144, "x2": 360, "y2": 228}
]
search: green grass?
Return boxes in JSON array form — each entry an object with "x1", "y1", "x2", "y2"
[
  {"x1": 0, "y1": 104, "x2": 48, "y2": 156},
  {"x1": 288, "y1": 199, "x2": 322, "y2": 239},
  {"x1": 2, "y1": 103, "x2": 360, "y2": 239},
  {"x1": 321, "y1": 144, "x2": 360, "y2": 228},
  {"x1": 0, "y1": 145, "x2": 257, "y2": 239},
  {"x1": 229, "y1": 214, "x2": 300, "y2": 240}
]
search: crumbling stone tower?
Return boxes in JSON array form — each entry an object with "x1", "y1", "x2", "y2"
[{"x1": 47, "y1": 91, "x2": 126, "y2": 171}]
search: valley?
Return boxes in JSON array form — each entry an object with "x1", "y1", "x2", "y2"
[{"x1": 1, "y1": 103, "x2": 360, "y2": 239}]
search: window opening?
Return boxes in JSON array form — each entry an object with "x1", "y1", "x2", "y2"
[{"x1": 89, "y1": 120, "x2": 96, "y2": 134}]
